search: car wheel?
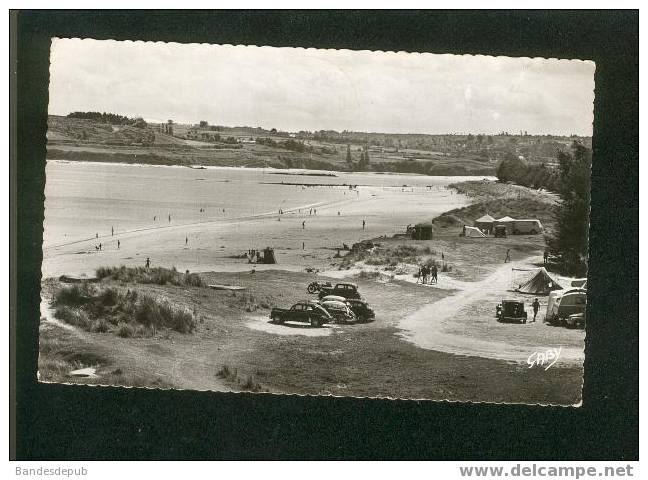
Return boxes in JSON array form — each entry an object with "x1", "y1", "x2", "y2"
[
  {"x1": 307, "y1": 284, "x2": 317, "y2": 294},
  {"x1": 274, "y1": 316, "x2": 284, "y2": 324},
  {"x1": 310, "y1": 316, "x2": 321, "y2": 328},
  {"x1": 530, "y1": 229, "x2": 537, "y2": 235}
]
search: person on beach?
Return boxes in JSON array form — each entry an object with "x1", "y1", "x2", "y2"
[
  {"x1": 117, "y1": 239, "x2": 120, "y2": 249},
  {"x1": 154, "y1": 215, "x2": 156, "y2": 221},
  {"x1": 302, "y1": 221, "x2": 306, "y2": 229},
  {"x1": 98, "y1": 243, "x2": 102, "y2": 251},
  {"x1": 417, "y1": 266, "x2": 423, "y2": 284},
  {"x1": 505, "y1": 249, "x2": 511, "y2": 263},
  {"x1": 168, "y1": 214, "x2": 171, "y2": 222},
  {"x1": 95, "y1": 233, "x2": 98, "y2": 239},
  {"x1": 431, "y1": 264, "x2": 438, "y2": 284},
  {"x1": 421, "y1": 265, "x2": 429, "y2": 284},
  {"x1": 111, "y1": 226, "x2": 114, "y2": 236},
  {"x1": 145, "y1": 257, "x2": 150, "y2": 269},
  {"x1": 543, "y1": 249, "x2": 549, "y2": 265},
  {"x1": 309, "y1": 209, "x2": 312, "y2": 215},
  {"x1": 362, "y1": 219, "x2": 366, "y2": 230},
  {"x1": 532, "y1": 298, "x2": 540, "y2": 322},
  {"x1": 185, "y1": 236, "x2": 188, "y2": 245},
  {"x1": 303, "y1": 242, "x2": 305, "y2": 250}
]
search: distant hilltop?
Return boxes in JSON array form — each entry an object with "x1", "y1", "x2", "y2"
[{"x1": 45, "y1": 113, "x2": 590, "y2": 176}]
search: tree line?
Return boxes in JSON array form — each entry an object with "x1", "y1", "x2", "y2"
[
  {"x1": 496, "y1": 143, "x2": 591, "y2": 275},
  {"x1": 67, "y1": 111, "x2": 147, "y2": 128}
]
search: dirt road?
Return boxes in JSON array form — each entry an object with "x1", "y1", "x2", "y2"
[{"x1": 398, "y1": 258, "x2": 585, "y2": 366}]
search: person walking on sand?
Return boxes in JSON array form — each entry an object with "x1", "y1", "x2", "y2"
[
  {"x1": 543, "y1": 249, "x2": 549, "y2": 265},
  {"x1": 431, "y1": 264, "x2": 438, "y2": 284},
  {"x1": 168, "y1": 213, "x2": 171, "y2": 222},
  {"x1": 532, "y1": 298, "x2": 540, "y2": 322},
  {"x1": 185, "y1": 236, "x2": 188, "y2": 246},
  {"x1": 362, "y1": 219, "x2": 366, "y2": 230},
  {"x1": 111, "y1": 226, "x2": 114, "y2": 236},
  {"x1": 505, "y1": 249, "x2": 511, "y2": 263},
  {"x1": 95, "y1": 233, "x2": 98, "y2": 239},
  {"x1": 117, "y1": 239, "x2": 120, "y2": 249},
  {"x1": 154, "y1": 215, "x2": 156, "y2": 221},
  {"x1": 145, "y1": 257, "x2": 150, "y2": 269},
  {"x1": 302, "y1": 220, "x2": 306, "y2": 229},
  {"x1": 98, "y1": 243, "x2": 102, "y2": 251}
]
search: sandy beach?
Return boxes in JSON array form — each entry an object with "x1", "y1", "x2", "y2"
[{"x1": 42, "y1": 160, "x2": 474, "y2": 277}]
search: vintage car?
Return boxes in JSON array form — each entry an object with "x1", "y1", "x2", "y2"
[
  {"x1": 345, "y1": 298, "x2": 375, "y2": 322},
  {"x1": 496, "y1": 300, "x2": 528, "y2": 324},
  {"x1": 318, "y1": 282, "x2": 362, "y2": 300},
  {"x1": 319, "y1": 300, "x2": 356, "y2": 323},
  {"x1": 320, "y1": 295, "x2": 347, "y2": 303},
  {"x1": 270, "y1": 301, "x2": 332, "y2": 328},
  {"x1": 494, "y1": 225, "x2": 507, "y2": 238},
  {"x1": 565, "y1": 312, "x2": 585, "y2": 329},
  {"x1": 546, "y1": 288, "x2": 587, "y2": 326}
]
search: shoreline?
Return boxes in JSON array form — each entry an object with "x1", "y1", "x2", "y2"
[{"x1": 45, "y1": 157, "x2": 497, "y2": 178}]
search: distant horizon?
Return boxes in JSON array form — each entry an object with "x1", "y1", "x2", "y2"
[
  {"x1": 49, "y1": 39, "x2": 595, "y2": 136},
  {"x1": 53, "y1": 112, "x2": 591, "y2": 139}
]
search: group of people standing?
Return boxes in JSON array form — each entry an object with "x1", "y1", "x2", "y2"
[{"x1": 418, "y1": 263, "x2": 438, "y2": 284}]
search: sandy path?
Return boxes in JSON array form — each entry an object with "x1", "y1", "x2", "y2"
[{"x1": 397, "y1": 259, "x2": 585, "y2": 366}]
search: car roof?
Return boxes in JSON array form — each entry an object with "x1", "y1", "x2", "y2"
[{"x1": 337, "y1": 282, "x2": 358, "y2": 288}]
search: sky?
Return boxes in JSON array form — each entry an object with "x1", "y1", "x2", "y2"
[{"x1": 48, "y1": 38, "x2": 595, "y2": 136}]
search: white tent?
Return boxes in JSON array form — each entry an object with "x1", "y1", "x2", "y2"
[
  {"x1": 495, "y1": 216, "x2": 516, "y2": 234},
  {"x1": 474, "y1": 214, "x2": 496, "y2": 233},
  {"x1": 464, "y1": 226, "x2": 486, "y2": 237}
]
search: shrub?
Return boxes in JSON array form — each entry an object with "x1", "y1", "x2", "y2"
[
  {"x1": 54, "y1": 306, "x2": 92, "y2": 330},
  {"x1": 91, "y1": 318, "x2": 109, "y2": 333},
  {"x1": 116, "y1": 322, "x2": 135, "y2": 338},
  {"x1": 240, "y1": 376, "x2": 264, "y2": 393},
  {"x1": 217, "y1": 364, "x2": 235, "y2": 379},
  {"x1": 53, "y1": 283, "x2": 95, "y2": 307},
  {"x1": 95, "y1": 266, "x2": 206, "y2": 287}
]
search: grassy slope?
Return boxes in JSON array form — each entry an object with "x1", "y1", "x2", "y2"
[
  {"x1": 46, "y1": 115, "x2": 495, "y2": 174},
  {"x1": 433, "y1": 180, "x2": 558, "y2": 233}
]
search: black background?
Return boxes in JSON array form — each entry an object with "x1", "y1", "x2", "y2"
[{"x1": 12, "y1": 10, "x2": 638, "y2": 460}]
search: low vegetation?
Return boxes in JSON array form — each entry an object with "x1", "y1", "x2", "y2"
[
  {"x1": 340, "y1": 244, "x2": 433, "y2": 269},
  {"x1": 217, "y1": 364, "x2": 267, "y2": 393},
  {"x1": 52, "y1": 282, "x2": 197, "y2": 336},
  {"x1": 96, "y1": 265, "x2": 205, "y2": 287}
]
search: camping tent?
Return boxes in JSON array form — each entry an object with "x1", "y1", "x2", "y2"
[
  {"x1": 474, "y1": 214, "x2": 495, "y2": 233},
  {"x1": 464, "y1": 226, "x2": 486, "y2": 237},
  {"x1": 516, "y1": 267, "x2": 563, "y2": 295}
]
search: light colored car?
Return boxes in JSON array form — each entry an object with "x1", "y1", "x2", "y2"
[
  {"x1": 320, "y1": 300, "x2": 356, "y2": 323},
  {"x1": 320, "y1": 295, "x2": 346, "y2": 303}
]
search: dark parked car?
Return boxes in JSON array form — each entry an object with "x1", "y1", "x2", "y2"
[
  {"x1": 345, "y1": 298, "x2": 375, "y2": 322},
  {"x1": 270, "y1": 301, "x2": 332, "y2": 328},
  {"x1": 318, "y1": 282, "x2": 361, "y2": 300},
  {"x1": 496, "y1": 300, "x2": 528, "y2": 324}
]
